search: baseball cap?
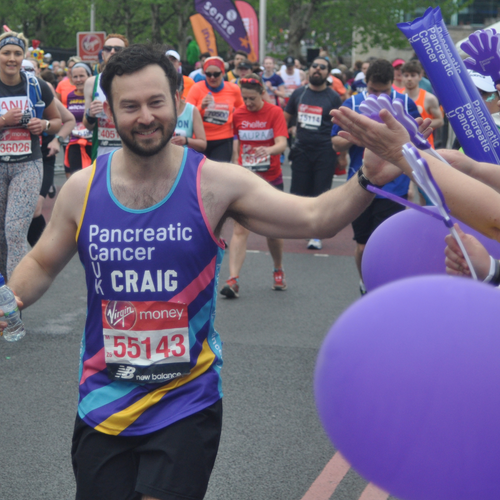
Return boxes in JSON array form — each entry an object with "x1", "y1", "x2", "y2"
[
  {"x1": 22, "y1": 59, "x2": 35, "y2": 71},
  {"x1": 237, "y1": 61, "x2": 253, "y2": 70},
  {"x1": 331, "y1": 68, "x2": 342, "y2": 75},
  {"x1": 467, "y1": 69, "x2": 496, "y2": 93},
  {"x1": 392, "y1": 58, "x2": 405, "y2": 68},
  {"x1": 284, "y1": 56, "x2": 294, "y2": 67},
  {"x1": 166, "y1": 50, "x2": 181, "y2": 61}
]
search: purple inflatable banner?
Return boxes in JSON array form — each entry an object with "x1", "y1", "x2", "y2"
[
  {"x1": 398, "y1": 7, "x2": 500, "y2": 165},
  {"x1": 195, "y1": 0, "x2": 257, "y2": 60}
]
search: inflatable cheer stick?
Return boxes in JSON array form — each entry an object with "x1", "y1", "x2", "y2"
[
  {"x1": 359, "y1": 94, "x2": 450, "y2": 164},
  {"x1": 461, "y1": 29, "x2": 500, "y2": 86},
  {"x1": 402, "y1": 144, "x2": 477, "y2": 280}
]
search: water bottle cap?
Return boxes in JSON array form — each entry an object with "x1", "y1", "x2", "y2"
[{"x1": 0, "y1": 273, "x2": 4, "y2": 287}]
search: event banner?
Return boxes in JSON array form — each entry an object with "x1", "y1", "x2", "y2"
[
  {"x1": 190, "y1": 14, "x2": 218, "y2": 56},
  {"x1": 195, "y1": 0, "x2": 257, "y2": 62},
  {"x1": 235, "y1": 1, "x2": 259, "y2": 61},
  {"x1": 398, "y1": 7, "x2": 500, "y2": 164}
]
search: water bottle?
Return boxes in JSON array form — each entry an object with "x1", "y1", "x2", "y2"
[{"x1": 0, "y1": 273, "x2": 25, "y2": 342}]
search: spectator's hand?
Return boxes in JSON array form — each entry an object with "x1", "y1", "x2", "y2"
[
  {"x1": 331, "y1": 107, "x2": 409, "y2": 165},
  {"x1": 444, "y1": 224, "x2": 490, "y2": 280}
]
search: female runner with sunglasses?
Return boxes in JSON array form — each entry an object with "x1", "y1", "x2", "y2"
[
  {"x1": 0, "y1": 31, "x2": 62, "y2": 278},
  {"x1": 186, "y1": 56, "x2": 243, "y2": 162},
  {"x1": 220, "y1": 75, "x2": 289, "y2": 298}
]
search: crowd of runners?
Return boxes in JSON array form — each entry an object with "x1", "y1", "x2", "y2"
[{"x1": 1, "y1": 27, "x2": 500, "y2": 500}]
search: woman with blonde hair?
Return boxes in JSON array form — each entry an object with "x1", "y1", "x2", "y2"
[{"x1": 0, "y1": 31, "x2": 61, "y2": 277}]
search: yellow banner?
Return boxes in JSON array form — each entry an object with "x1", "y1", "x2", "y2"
[{"x1": 190, "y1": 14, "x2": 218, "y2": 57}]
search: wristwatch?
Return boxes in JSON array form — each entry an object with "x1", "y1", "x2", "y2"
[
  {"x1": 45, "y1": 120, "x2": 51, "y2": 131},
  {"x1": 55, "y1": 135, "x2": 64, "y2": 144},
  {"x1": 357, "y1": 166, "x2": 382, "y2": 191}
]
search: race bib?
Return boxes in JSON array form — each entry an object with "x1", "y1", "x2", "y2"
[
  {"x1": 0, "y1": 128, "x2": 31, "y2": 156},
  {"x1": 102, "y1": 300, "x2": 190, "y2": 384},
  {"x1": 0, "y1": 96, "x2": 32, "y2": 157},
  {"x1": 72, "y1": 122, "x2": 92, "y2": 140},
  {"x1": 204, "y1": 103, "x2": 229, "y2": 125},
  {"x1": 298, "y1": 104, "x2": 322, "y2": 129},
  {"x1": 97, "y1": 117, "x2": 121, "y2": 148},
  {"x1": 241, "y1": 145, "x2": 270, "y2": 171}
]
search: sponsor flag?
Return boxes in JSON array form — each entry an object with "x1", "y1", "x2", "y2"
[
  {"x1": 190, "y1": 14, "x2": 218, "y2": 56},
  {"x1": 235, "y1": 1, "x2": 259, "y2": 61},
  {"x1": 194, "y1": 0, "x2": 257, "y2": 62}
]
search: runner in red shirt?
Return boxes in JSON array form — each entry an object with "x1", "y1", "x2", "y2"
[{"x1": 220, "y1": 75, "x2": 289, "y2": 298}]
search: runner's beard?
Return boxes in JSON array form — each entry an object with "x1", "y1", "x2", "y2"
[
  {"x1": 309, "y1": 73, "x2": 327, "y2": 86},
  {"x1": 113, "y1": 111, "x2": 177, "y2": 157}
]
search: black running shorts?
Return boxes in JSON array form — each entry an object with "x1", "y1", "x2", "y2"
[{"x1": 71, "y1": 399, "x2": 222, "y2": 500}]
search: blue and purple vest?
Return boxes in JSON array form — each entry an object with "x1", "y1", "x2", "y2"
[{"x1": 76, "y1": 148, "x2": 224, "y2": 436}]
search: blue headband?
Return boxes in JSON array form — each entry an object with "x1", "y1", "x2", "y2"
[{"x1": 0, "y1": 37, "x2": 26, "y2": 52}]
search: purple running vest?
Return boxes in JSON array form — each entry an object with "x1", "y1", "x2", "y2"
[{"x1": 76, "y1": 148, "x2": 224, "y2": 436}]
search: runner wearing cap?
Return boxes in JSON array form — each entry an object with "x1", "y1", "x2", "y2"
[
  {"x1": 280, "y1": 56, "x2": 304, "y2": 102},
  {"x1": 166, "y1": 49, "x2": 194, "y2": 100},
  {"x1": 229, "y1": 60, "x2": 253, "y2": 84},
  {"x1": 83, "y1": 33, "x2": 129, "y2": 160},
  {"x1": 391, "y1": 58, "x2": 405, "y2": 92},
  {"x1": 186, "y1": 56, "x2": 243, "y2": 162},
  {"x1": 227, "y1": 50, "x2": 247, "y2": 81}
]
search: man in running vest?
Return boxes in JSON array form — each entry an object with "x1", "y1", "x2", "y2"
[
  {"x1": 83, "y1": 33, "x2": 129, "y2": 160},
  {"x1": 6, "y1": 45, "x2": 399, "y2": 500}
]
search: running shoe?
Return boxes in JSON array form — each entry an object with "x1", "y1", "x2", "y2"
[
  {"x1": 220, "y1": 277, "x2": 239, "y2": 298},
  {"x1": 272, "y1": 269, "x2": 287, "y2": 291},
  {"x1": 307, "y1": 239, "x2": 322, "y2": 250}
]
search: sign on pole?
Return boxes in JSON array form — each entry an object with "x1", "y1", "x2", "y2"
[{"x1": 77, "y1": 31, "x2": 106, "y2": 63}]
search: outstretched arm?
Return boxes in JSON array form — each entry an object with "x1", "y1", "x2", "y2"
[
  {"x1": 331, "y1": 106, "x2": 500, "y2": 241},
  {"x1": 201, "y1": 152, "x2": 401, "y2": 241}
]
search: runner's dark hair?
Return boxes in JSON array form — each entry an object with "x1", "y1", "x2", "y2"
[
  {"x1": 101, "y1": 44, "x2": 178, "y2": 110},
  {"x1": 365, "y1": 59, "x2": 394, "y2": 85}
]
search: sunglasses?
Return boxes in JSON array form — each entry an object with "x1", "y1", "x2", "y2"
[
  {"x1": 102, "y1": 45, "x2": 124, "y2": 53},
  {"x1": 205, "y1": 71, "x2": 222, "y2": 78},
  {"x1": 311, "y1": 63, "x2": 328, "y2": 70},
  {"x1": 240, "y1": 78, "x2": 262, "y2": 87}
]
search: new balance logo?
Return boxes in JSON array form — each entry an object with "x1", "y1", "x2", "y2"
[{"x1": 115, "y1": 365, "x2": 136, "y2": 379}]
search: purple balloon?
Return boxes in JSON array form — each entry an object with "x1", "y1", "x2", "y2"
[
  {"x1": 315, "y1": 275, "x2": 500, "y2": 500},
  {"x1": 362, "y1": 206, "x2": 500, "y2": 292}
]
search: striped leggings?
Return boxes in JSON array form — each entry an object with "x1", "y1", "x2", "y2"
[{"x1": 0, "y1": 159, "x2": 42, "y2": 279}]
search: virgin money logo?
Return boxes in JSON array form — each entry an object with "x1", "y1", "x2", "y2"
[{"x1": 105, "y1": 301, "x2": 137, "y2": 330}]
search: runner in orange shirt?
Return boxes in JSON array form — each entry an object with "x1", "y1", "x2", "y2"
[{"x1": 186, "y1": 56, "x2": 244, "y2": 162}]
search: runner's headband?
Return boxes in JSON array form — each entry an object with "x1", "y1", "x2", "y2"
[
  {"x1": 71, "y1": 62, "x2": 92, "y2": 76},
  {"x1": 203, "y1": 57, "x2": 225, "y2": 74},
  {"x1": 0, "y1": 37, "x2": 26, "y2": 52}
]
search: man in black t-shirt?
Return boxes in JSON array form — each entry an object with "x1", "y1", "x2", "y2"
[{"x1": 284, "y1": 57, "x2": 341, "y2": 250}]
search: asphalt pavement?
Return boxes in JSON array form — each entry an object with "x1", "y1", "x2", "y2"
[{"x1": 0, "y1": 158, "x2": 395, "y2": 500}]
